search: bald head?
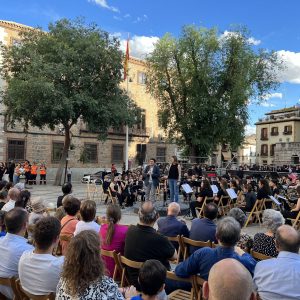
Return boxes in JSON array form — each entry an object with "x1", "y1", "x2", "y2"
[
  {"x1": 276, "y1": 225, "x2": 300, "y2": 253},
  {"x1": 168, "y1": 202, "x2": 180, "y2": 216},
  {"x1": 8, "y1": 188, "x2": 20, "y2": 201},
  {"x1": 138, "y1": 201, "x2": 158, "y2": 225},
  {"x1": 203, "y1": 259, "x2": 255, "y2": 300}
]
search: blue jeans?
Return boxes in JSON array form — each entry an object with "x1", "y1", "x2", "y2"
[
  {"x1": 169, "y1": 179, "x2": 179, "y2": 202},
  {"x1": 13, "y1": 175, "x2": 20, "y2": 185}
]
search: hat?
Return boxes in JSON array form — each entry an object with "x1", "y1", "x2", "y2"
[{"x1": 31, "y1": 197, "x2": 46, "y2": 213}]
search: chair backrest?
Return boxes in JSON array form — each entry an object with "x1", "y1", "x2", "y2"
[
  {"x1": 167, "y1": 271, "x2": 195, "y2": 300},
  {"x1": 182, "y1": 237, "x2": 212, "y2": 259},
  {"x1": 193, "y1": 275, "x2": 206, "y2": 300},
  {"x1": 15, "y1": 279, "x2": 55, "y2": 300},
  {"x1": 0, "y1": 276, "x2": 19, "y2": 300},
  {"x1": 167, "y1": 236, "x2": 182, "y2": 264},
  {"x1": 117, "y1": 254, "x2": 143, "y2": 287},
  {"x1": 250, "y1": 249, "x2": 272, "y2": 261},
  {"x1": 100, "y1": 249, "x2": 120, "y2": 280}
]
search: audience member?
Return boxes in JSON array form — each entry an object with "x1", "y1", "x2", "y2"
[
  {"x1": 19, "y1": 217, "x2": 64, "y2": 295},
  {"x1": 203, "y1": 259, "x2": 256, "y2": 300},
  {"x1": 0, "y1": 190, "x2": 8, "y2": 210},
  {"x1": 240, "y1": 184, "x2": 256, "y2": 212},
  {"x1": 0, "y1": 208, "x2": 33, "y2": 299},
  {"x1": 0, "y1": 211, "x2": 6, "y2": 237},
  {"x1": 74, "y1": 200, "x2": 100, "y2": 235},
  {"x1": 16, "y1": 190, "x2": 32, "y2": 213},
  {"x1": 257, "y1": 179, "x2": 271, "y2": 208},
  {"x1": 60, "y1": 195, "x2": 80, "y2": 255},
  {"x1": 56, "y1": 230, "x2": 123, "y2": 299},
  {"x1": 125, "y1": 201, "x2": 177, "y2": 294},
  {"x1": 189, "y1": 203, "x2": 218, "y2": 254},
  {"x1": 1, "y1": 188, "x2": 20, "y2": 212},
  {"x1": 254, "y1": 225, "x2": 300, "y2": 300},
  {"x1": 57, "y1": 183, "x2": 72, "y2": 208},
  {"x1": 100, "y1": 205, "x2": 128, "y2": 277},
  {"x1": 253, "y1": 209, "x2": 284, "y2": 257},
  {"x1": 282, "y1": 186, "x2": 300, "y2": 221},
  {"x1": 228, "y1": 208, "x2": 253, "y2": 252},
  {"x1": 130, "y1": 260, "x2": 167, "y2": 300},
  {"x1": 157, "y1": 202, "x2": 189, "y2": 244}
]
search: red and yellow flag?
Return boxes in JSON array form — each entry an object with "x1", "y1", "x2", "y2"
[{"x1": 124, "y1": 38, "x2": 129, "y2": 80}]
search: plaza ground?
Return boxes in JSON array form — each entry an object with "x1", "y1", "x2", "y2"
[{"x1": 29, "y1": 183, "x2": 262, "y2": 237}]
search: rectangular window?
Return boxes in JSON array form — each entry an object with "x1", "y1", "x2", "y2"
[
  {"x1": 52, "y1": 142, "x2": 64, "y2": 163},
  {"x1": 261, "y1": 128, "x2": 268, "y2": 140},
  {"x1": 84, "y1": 143, "x2": 98, "y2": 163},
  {"x1": 271, "y1": 127, "x2": 278, "y2": 136},
  {"x1": 137, "y1": 110, "x2": 146, "y2": 130},
  {"x1": 283, "y1": 125, "x2": 292, "y2": 135},
  {"x1": 261, "y1": 144, "x2": 268, "y2": 156},
  {"x1": 156, "y1": 147, "x2": 166, "y2": 162},
  {"x1": 7, "y1": 139, "x2": 25, "y2": 161},
  {"x1": 270, "y1": 144, "x2": 276, "y2": 156},
  {"x1": 137, "y1": 72, "x2": 147, "y2": 85},
  {"x1": 112, "y1": 145, "x2": 124, "y2": 163}
]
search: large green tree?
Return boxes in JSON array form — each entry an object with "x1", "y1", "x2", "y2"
[
  {"x1": 1, "y1": 19, "x2": 139, "y2": 185},
  {"x1": 146, "y1": 26, "x2": 281, "y2": 161}
]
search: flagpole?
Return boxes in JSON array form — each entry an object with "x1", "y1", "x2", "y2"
[{"x1": 125, "y1": 35, "x2": 130, "y2": 172}]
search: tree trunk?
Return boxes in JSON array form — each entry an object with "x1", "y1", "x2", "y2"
[
  {"x1": 54, "y1": 126, "x2": 71, "y2": 186},
  {"x1": 189, "y1": 145, "x2": 198, "y2": 163}
]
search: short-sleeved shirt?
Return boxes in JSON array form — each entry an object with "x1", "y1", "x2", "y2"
[
  {"x1": 74, "y1": 221, "x2": 101, "y2": 236},
  {"x1": 253, "y1": 233, "x2": 278, "y2": 257},
  {"x1": 124, "y1": 224, "x2": 175, "y2": 288}
]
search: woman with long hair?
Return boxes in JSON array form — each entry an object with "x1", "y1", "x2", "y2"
[
  {"x1": 99, "y1": 205, "x2": 128, "y2": 277},
  {"x1": 167, "y1": 155, "x2": 181, "y2": 203},
  {"x1": 56, "y1": 230, "x2": 123, "y2": 299},
  {"x1": 257, "y1": 178, "x2": 272, "y2": 208}
]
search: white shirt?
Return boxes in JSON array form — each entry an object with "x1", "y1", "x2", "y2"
[
  {"x1": 0, "y1": 233, "x2": 33, "y2": 299},
  {"x1": 74, "y1": 221, "x2": 101, "y2": 236},
  {"x1": 19, "y1": 251, "x2": 64, "y2": 295},
  {"x1": 1, "y1": 200, "x2": 16, "y2": 212}
]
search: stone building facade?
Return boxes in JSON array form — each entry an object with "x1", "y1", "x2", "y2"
[
  {"x1": 0, "y1": 20, "x2": 177, "y2": 180},
  {"x1": 255, "y1": 105, "x2": 300, "y2": 165}
]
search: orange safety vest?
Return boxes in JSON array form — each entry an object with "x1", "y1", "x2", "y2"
[
  {"x1": 31, "y1": 165, "x2": 38, "y2": 175},
  {"x1": 40, "y1": 167, "x2": 46, "y2": 175}
]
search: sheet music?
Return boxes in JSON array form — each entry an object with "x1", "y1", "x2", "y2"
[
  {"x1": 226, "y1": 188, "x2": 237, "y2": 199},
  {"x1": 211, "y1": 185, "x2": 219, "y2": 194},
  {"x1": 269, "y1": 195, "x2": 281, "y2": 206},
  {"x1": 182, "y1": 184, "x2": 193, "y2": 194}
]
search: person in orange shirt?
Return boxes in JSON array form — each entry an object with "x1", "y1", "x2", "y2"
[
  {"x1": 40, "y1": 163, "x2": 47, "y2": 185},
  {"x1": 30, "y1": 162, "x2": 38, "y2": 185}
]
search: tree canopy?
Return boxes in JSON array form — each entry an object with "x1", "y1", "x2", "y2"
[
  {"x1": 1, "y1": 19, "x2": 139, "y2": 184},
  {"x1": 146, "y1": 25, "x2": 281, "y2": 160}
]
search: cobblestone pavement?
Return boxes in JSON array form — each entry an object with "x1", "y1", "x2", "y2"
[{"x1": 28, "y1": 183, "x2": 262, "y2": 237}]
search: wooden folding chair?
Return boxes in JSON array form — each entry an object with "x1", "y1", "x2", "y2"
[
  {"x1": 195, "y1": 197, "x2": 214, "y2": 218},
  {"x1": 100, "y1": 249, "x2": 120, "y2": 281},
  {"x1": 117, "y1": 254, "x2": 143, "y2": 288},
  {"x1": 181, "y1": 237, "x2": 212, "y2": 260},
  {"x1": 193, "y1": 275, "x2": 206, "y2": 300},
  {"x1": 167, "y1": 271, "x2": 194, "y2": 300},
  {"x1": 15, "y1": 279, "x2": 55, "y2": 300},
  {"x1": 0, "y1": 276, "x2": 19, "y2": 300},
  {"x1": 167, "y1": 236, "x2": 183, "y2": 264},
  {"x1": 217, "y1": 196, "x2": 230, "y2": 215},
  {"x1": 250, "y1": 249, "x2": 272, "y2": 261},
  {"x1": 243, "y1": 199, "x2": 265, "y2": 228},
  {"x1": 287, "y1": 211, "x2": 300, "y2": 229}
]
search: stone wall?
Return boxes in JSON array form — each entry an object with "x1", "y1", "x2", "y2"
[{"x1": 274, "y1": 142, "x2": 300, "y2": 165}]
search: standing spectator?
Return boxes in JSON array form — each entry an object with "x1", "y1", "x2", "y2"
[
  {"x1": 19, "y1": 217, "x2": 64, "y2": 295},
  {"x1": 100, "y1": 205, "x2": 128, "y2": 277},
  {"x1": 167, "y1": 156, "x2": 181, "y2": 203},
  {"x1": 57, "y1": 183, "x2": 72, "y2": 208},
  {"x1": 74, "y1": 200, "x2": 100, "y2": 236},
  {"x1": 8, "y1": 161, "x2": 15, "y2": 183},
  {"x1": 56, "y1": 230, "x2": 123, "y2": 299},
  {"x1": 125, "y1": 202, "x2": 177, "y2": 293},
  {"x1": 189, "y1": 203, "x2": 218, "y2": 253},
  {"x1": 143, "y1": 158, "x2": 160, "y2": 202},
  {"x1": 0, "y1": 208, "x2": 33, "y2": 299},
  {"x1": 1, "y1": 188, "x2": 20, "y2": 212},
  {"x1": 254, "y1": 225, "x2": 300, "y2": 300},
  {"x1": 67, "y1": 167, "x2": 72, "y2": 183},
  {"x1": 13, "y1": 163, "x2": 21, "y2": 184},
  {"x1": 253, "y1": 209, "x2": 284, "y2": 257},
  {"x1": 39, "y1": 163, "x2": 47, "y2": 185},
  {"x1": 60, "y1": 195, "x2": 80, "y2": 255},
  {"x1": 203, "y1": 259, "x2": 256, "y2": 300}
]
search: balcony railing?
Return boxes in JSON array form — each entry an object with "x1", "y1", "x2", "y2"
[
  {"x1": 260, "y1": 152, "x2": 268, "y2": 157},
  {"x1": 108, "y1": 126, "x2": 151, "y2": 136},
  {"x1": 270, "y1": 132, "x2": 278, "y2": 136},
  {"x1": 260, "y1": 136, "x2": 268, "y2": 141},
  {"x1": 283, "y1": 131, "x2": 292, "y2": 135}
]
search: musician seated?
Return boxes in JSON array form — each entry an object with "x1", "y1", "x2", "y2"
[
  {"x1": 282, "y1": 186, "x2": 300, "y2": 222},
  {"x1": 239, "y1": 184, "x2": 256, "y2": 213},
  {"x1": 214, "y1": 179, "x2": 229, "y2": 205},
  {"x1": 109, "y1": 176, "x2": 122, "y2": 206}
]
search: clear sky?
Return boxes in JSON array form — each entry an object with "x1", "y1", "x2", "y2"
[{"x1": 1, "y1": 0, "x2": 300, "y2": 134}]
